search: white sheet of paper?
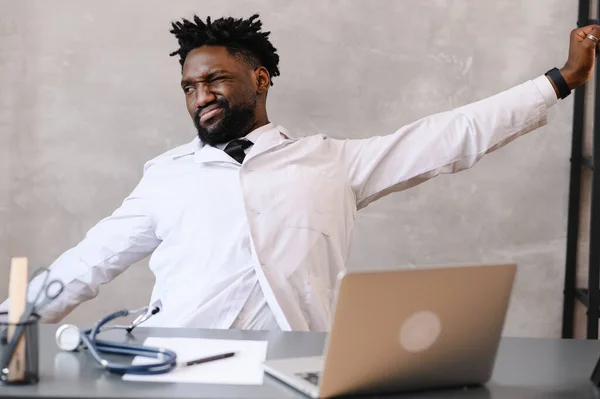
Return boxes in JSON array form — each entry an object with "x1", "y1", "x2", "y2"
[{"x1": 122, "y1": 337, "x2": 268, "y2": 385}]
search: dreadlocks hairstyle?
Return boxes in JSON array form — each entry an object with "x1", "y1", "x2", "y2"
[{"x1": 169, "y1": 14, "x2": 280, "y2": 86}]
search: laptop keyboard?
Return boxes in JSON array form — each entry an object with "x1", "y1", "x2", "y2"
[{"x1": 296, "y1": 372, "x2": 321, "y2": 386}]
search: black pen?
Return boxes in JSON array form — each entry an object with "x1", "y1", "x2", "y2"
[{"x1": 181, "y1": 352, "x2": 236, "y2": 367}]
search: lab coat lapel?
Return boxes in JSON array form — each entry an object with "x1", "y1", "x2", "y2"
[{"x1": 245, "y1": 125, "x2": 292, "y2": 162}]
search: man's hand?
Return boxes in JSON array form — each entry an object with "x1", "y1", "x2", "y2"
[{"x1": 557, "y1": 25, "x2": 600, "y2": 91}]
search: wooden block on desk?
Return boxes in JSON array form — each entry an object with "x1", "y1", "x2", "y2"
[{"x1": 7, "y1": 257, "x2": 28, "y2": 381}]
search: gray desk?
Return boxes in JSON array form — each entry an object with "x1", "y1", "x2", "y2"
[{"x1": 1, "y1": 325, "x2": 600, "y2": 398}]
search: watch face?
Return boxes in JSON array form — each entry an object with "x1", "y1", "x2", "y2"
[{"x1": 55, "y1": 324, "x2": 81, "y2": 352}]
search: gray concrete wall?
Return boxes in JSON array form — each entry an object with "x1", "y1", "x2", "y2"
[{"x1": 0, "y1": 0, "x2": 578, "y2": 337}]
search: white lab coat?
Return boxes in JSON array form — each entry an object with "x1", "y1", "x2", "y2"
[{"x1": 1, "y1": 76, "x2": 557, "y2": 331}]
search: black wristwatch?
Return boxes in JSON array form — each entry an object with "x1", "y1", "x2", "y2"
[{"x1": 545, "y1": 67, "x2": 571, "y2": 100}]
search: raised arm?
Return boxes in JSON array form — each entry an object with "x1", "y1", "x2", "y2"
[
  {"x1": 331, "y1": 24, "x2": 600, "y2": 210},
  {"x1": 332, "y1": 76, "x2": 554, "y2": 209}
]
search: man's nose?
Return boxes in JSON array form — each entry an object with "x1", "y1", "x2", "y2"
[{"x1": 194, "y1": 86, "x2": 216, "y2": 110}]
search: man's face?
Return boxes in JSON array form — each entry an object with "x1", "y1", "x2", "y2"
[{"x1": 181, "y1": 46, "x2": 258, "y2": 146}]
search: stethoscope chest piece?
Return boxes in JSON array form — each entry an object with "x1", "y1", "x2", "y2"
[{"x1": 55, "y1": 324, "x2": 82, "y2": 352}]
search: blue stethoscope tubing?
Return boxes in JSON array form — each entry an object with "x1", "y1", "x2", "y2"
[{"x1": 80, "y1": 309, "x2": 177, "y2": 375}]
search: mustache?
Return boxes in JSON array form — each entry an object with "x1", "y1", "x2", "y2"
[{"x1": 193, "y1": 98, "x2": 229, "y2": 125}]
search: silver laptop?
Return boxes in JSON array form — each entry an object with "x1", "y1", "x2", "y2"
[{"x1": 263, "y1": 263, "x2": 516, "y2": 398}]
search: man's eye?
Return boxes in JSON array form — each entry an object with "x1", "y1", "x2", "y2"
[{"x1": 183, "y1": 87, "x2": 194, "y2": 94}]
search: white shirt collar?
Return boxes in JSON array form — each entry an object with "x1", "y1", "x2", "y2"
[
  {"x1": 167, "y1": 122, "x2": 285, "y2": 160},
  {"x1": 214, "y1": 122, "x2": 275, "y2": 150}
]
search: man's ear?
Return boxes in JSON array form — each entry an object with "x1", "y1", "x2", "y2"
[{"x1": 255, "y1": 67, "x2": 271, "y2": 94}]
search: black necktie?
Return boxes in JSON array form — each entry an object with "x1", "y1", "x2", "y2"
[{"x1": 223, "y1": 139, "x2": 253, "y2": 164}]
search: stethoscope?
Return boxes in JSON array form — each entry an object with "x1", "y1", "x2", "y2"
[
  {"x1": 1, "y1": 268, "x2": 177, "y2": 376},
  {"x1": 55, "y1": 300, "x2": 178, "y2": 375}
]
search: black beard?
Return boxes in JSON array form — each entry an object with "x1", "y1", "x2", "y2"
[{"x1": 194, "y1": 98, "x2": 256, "y2": 146}]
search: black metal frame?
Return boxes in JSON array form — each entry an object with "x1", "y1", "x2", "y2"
[{"x1": 562, "y1": 0, "x2": 600, "y2": 339}]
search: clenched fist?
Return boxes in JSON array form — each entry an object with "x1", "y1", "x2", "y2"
[{"x1": 557, "y1": 25, "x2": 600, "y2": 91}]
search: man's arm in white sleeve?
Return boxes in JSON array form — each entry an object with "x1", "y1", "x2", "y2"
[
  {"x1": 329, "y1": 75, "x2": 559, "y2": 210},
  {"x1": 0, "y1": 163, "x2": 161, "y2": 322}
]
